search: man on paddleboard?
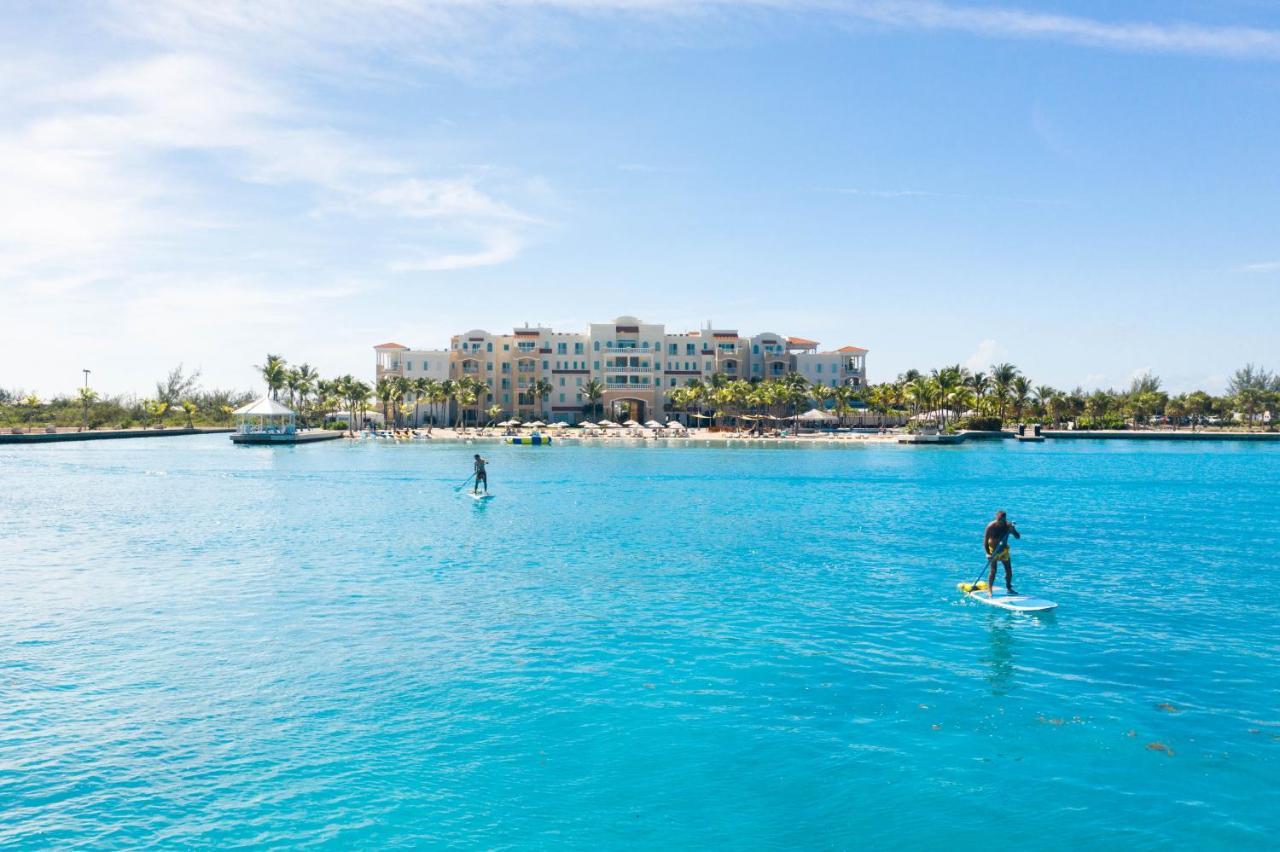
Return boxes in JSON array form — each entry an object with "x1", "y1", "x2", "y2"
[
  {"x1": 472, "y1": 454, "x2": 488, "y2": 494},
  {"x1": 984, "y1": 510, "x2": 1021, "y2": 595}
]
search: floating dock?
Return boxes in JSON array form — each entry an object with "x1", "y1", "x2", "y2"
[{"x1": 230, "y1": 430, "x2": 344, "y2": 445}]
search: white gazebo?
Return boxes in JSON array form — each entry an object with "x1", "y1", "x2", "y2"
[
  {"x1": 798, "y1": 408, "x2": 837, "y2": 422},
  {"x1": 231, "y1": 397, "x2": 298, "y2": 443}
]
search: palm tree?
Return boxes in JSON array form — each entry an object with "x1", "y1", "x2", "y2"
[
  {"x1": 486, "y1": 404, "x2": 501, "y2": 425},
  {"x1": 181, "y1": 399, "x2": 198, "y2": 428},
  {"x1": 527, "y1": 378, "x2": 553, "y2": 421},
  {"x1": 77, "y1": 386, "x2": 97, "y2": 431},
  {"x1": 257, "y1": 354, "x2": 288, "y2": 399},
  {"x1": 452, "y1": 377, "x2": 479, "y2": 428},
  {"x1": 375, "y1": 377, "x2": 396, "y2": 427},
  {"x1": 990, "y1": 362, "x2": 1019, "y2": 421},
  {"x1": 810, "y1": 383, "x2": 832, "y2": 411},
  {"x1": 582, "y1": 378, "x2": 604, "y2": 419},
  {"x1": 831, "y1": 385, "x2": 857, "y2": 427},
  {"x1": 1010, "y1": 376, "x2": 1032, "y2": 423},
  {"x1": 22, "y1": 392, "x2": 42, "y2": 425},
  {"x1": 1033, "y1": 385, "x2": 1056, "y2": 419},
  {"x1": 391, "y1": 376, "x2": 413, "y2": 427},
  {"x1": 1084, "y1": 391, "x2": 1110, "y2": 428},
  {"x1": 410, "y1": 377, "x2": 431, "y2": 426},
  {"x1": 1164, "y1": 396, "x2": 1187, "y2": 431},
  {"x1": 428, "y1": 379, "x2": 449, "y2": 426},
  {"x1": 294, "y1": 364, "x2": 318, "y2": 424}
]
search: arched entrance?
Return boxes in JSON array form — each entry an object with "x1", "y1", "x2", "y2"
[{"x1": 609, "y1": 397, "x2": 646, "y2": 423}]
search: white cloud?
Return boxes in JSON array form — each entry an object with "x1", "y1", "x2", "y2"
[
  {"x1": 1240, "y1": 260, "x2": 1280, "y2": 272},
  {"x1": 964, "y1": 338, "x2": 1004, "y2": 373},
  {"x1": 98, "y1": 0, "x2": 1280, "y2": 63}
]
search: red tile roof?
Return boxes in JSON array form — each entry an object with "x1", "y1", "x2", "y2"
[
  {"x1": 836, "y1": 345, "x2": 868, "y2": 353},
  {"x1": 787, "y1": 336, "x2": 819, "y2": 346},
  {"x1": 374, "y1": 342, "x2": 409, "y2": 349}
]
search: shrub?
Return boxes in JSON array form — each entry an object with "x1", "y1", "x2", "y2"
[{"x1": 959, "y1": 416, "x2": 1003, "y2": 432}]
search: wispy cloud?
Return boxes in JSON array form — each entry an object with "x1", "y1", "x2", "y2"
[
  {"x1": 1239, "y1": 260, "x2": 1280, "y2": 272},
  {"x1": 99, "y1": 0, "x2": 1280, "y2": 64},
  {"x1": 824, "y1": 186, "x2": 1062, "y2": 205}
]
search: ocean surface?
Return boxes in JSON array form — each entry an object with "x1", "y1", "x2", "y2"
[{"x1": 1, "y1": 435, "x2": 1277, "y2": 849}]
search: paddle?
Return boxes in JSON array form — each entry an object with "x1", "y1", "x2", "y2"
[
  {"x1": 964, "y1": 532, "x2": 1009, "y2": 594},
  {"x1": 453, "y1": 473, "x2": 476, "y2": 492}
]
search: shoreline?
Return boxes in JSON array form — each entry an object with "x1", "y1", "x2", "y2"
[{"x1": 0, "y1": 427, "x2": 234, "y2": 444}]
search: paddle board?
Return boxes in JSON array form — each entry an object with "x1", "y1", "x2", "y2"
[
  {"x1": 468, "y1": 492, "x2": 494, "y2": 501},
  {"x1": 966, "y1": 586, "x2": 1056, "y2": 612}
]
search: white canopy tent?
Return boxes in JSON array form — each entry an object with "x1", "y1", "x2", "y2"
[
  {"x1": 233, "y1": 397, "x2": 296, "y2": 436},
  {"x1": 798, "y1": 408, "x2": 837, "y2": 421}
]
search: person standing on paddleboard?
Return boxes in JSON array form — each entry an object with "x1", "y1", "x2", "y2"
[
  {"x1": 984, "y1": 510, "x2": 1021, "y2": 595},
  {"x1": 472, "y1": 454, "x2": 488, "y2": 494}
]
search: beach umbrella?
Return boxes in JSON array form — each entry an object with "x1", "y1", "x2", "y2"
[
  {"x1": 623, "y1": 419, "x2": 641, "y2": 427},
  {"x1": 497, "y1": 419, "x2": 516, "y2": 427},
  {"x1": 798, "y1": 408, "x2": 837, "y2": 421},
  {"x1": 597, "y1": 420, "x2": 615, "y2": 427},
  {"x1": 666, "y1": 420, "x2": 687, "y2": 429},
  {"x1": 528, "y1": 420, "x2": 546, "y2": 427},
  {"x1": 644, "y1": 420, "x2": 664, "y2": 428},
  {"x1": 549, "y1": 422, "x2": 568, "y2": 429}
]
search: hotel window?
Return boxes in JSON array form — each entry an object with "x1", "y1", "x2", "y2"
[
  {"x1": 816, "y1": 363, "x2": 823, "y2": 373},
  {"x1": 559, "y1": 377, "x2": 565, "y2": 386},
  {"x1": 594, "y1": 341, "x2": 600, "y2": 351},
  {"x1": 560, "y1": 393, "x2": 565, "y2": 402},
  {"x1": 404, "y1": 361, "x2": 412, "y2": 371},
  {"x1": 752, "y1": 345, "x2": 759, "y2": 354},
  {"x1": 557, "y1": 343, "x2": 567, "y2": 354},
  {"x1": 503, "y1": 393, "x2": 509, "y2": 402},
  {"x1": 543, "y1": 360, "x2": 549, "y2": 370},
  {"x1": 593, "y1": 361, "x2": 600, "y2": 370},
  {"x1": 503, "y1": 344, "x2": 509, "y2": 351},
  {"x1": 576, "y1": 377, "x2": 583, "y2": 386},
  {"x1": 487, "y1": 362, "x2": 493, "y2": 371},
  {"x1": 487, "y1": 342, "x2": 493, "y2": 352},
  {"x1": 501, "y1": 363, "x2": 509, "y2": 373},
  {"x1": 670, "y1": 378, "x2": 677, "y2": 387},
  {"x1": 668, "y1": 343, "x2": 677, "y2": 354},
  {"x1": 575, "y1": 342, "x2": 583, "y2": 354},
  {"x1": 686, "y1": 344, "x2": 695, "y2": 355},
  {"x1": 752, "y1": 363, "x2": 760, "y2": 374},
  {"x1": 501, "y1": 378, "x2": 509, "y2": 388}
]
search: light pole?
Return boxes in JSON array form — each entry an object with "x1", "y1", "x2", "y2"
[{"x1": 81, "y1": 369, "x2": 92, "y2": 431}]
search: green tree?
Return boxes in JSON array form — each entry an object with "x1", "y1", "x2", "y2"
[
  {"x1": 582, "y1": 378, "x2": 604, "y2": 418},
  {"x1": 257, "y1": 355, "x2": 288, "y2": 400},
  {"x1": 77, "y1": 386, "x2": 98, "y2": 431},
  {"x1": 527, "y1": 378, "x2": 553, "y2": 421},
  {"x1": 181, "y1": 399, "x2": 198, "y2": 428}
]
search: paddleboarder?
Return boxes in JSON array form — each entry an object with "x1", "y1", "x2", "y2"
[
  {"x1": 472, "y1": 453, "x2": 488, "y2": 494},
  {"x1": 984, "y1": 510, "x2": 1021, "y2": 595}
]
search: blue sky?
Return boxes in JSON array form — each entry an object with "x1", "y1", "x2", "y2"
[{"x1": 3, "y1": 1, "x2": 1278, "y2": 396}]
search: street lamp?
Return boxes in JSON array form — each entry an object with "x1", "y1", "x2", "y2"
[{"x1": 81, "y1": 369, "x2": 92, "y2": 431}]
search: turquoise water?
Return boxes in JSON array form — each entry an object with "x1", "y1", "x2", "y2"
[{"x1": 2, "y1": 436, "x2": 1278, "y2": 848}]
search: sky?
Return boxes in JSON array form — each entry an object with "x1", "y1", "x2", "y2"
[{"x1": 2, "y1": 0, "x2": 1278, "y2": 397}]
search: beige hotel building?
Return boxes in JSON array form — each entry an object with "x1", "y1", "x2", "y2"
[{"x1": 374, "y1": 315, "x2": 867, "y2": 425}]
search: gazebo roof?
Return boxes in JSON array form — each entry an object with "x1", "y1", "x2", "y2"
[{"x1": 233, "y1": 397, "x2": 296, "y2": 417}]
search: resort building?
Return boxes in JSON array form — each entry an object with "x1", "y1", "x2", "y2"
[{"x1": 374, "y1": 316, "x2": 867, "y2": 425}]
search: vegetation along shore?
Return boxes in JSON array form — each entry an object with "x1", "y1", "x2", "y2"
[{"x1": 4, "y1": 358, "x2": 1276, "y2": 435}]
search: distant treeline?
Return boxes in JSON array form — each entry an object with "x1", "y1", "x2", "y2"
[
  {"x1": 869, "y1": 363, "x2": 1278, "y2": 431},
  {"x1": 0, "y1": 366, "x2": 253, "y2": 429}
]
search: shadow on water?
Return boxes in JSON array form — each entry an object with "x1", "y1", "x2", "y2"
[
  {"x1": 983, "y1": 614, "x2": 1016, "y2": 695},
  {"x1": 980, "y1": 609, "x2": 1057, "y2": 695}
]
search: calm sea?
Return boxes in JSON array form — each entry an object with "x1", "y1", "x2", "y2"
[{"x1": 1, "y1": 436, "x2": 1277, "y2": 848}]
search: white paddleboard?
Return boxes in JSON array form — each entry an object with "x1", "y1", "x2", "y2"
[
  {"x1": 966, "y1": 587, "x2": 1057, "y2": 612},
  {"x1": 468, "y1": 492, "x2": 494, "y2": 501}
]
